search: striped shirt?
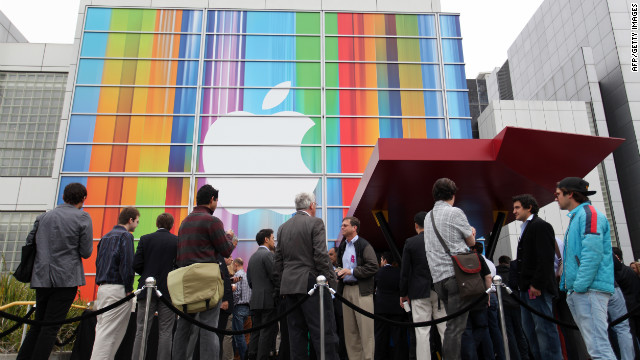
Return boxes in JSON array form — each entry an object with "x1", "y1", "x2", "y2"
[
  {"x1": 424, "y1": 201, "x2": 474, "y2": 283},
  {"x1": 233, "y1": 269, "x2": 252, "y2": 305},
  {"x1": 176, "y1": 206, "x2": 235, "y2": 268},
  {"x1": 95, "y1": 225, "x2": 135, "y2": 293}
]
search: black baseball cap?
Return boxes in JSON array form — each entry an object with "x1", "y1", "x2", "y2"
[{"x1": 557, "y1": 177, "x2": 596, "y2": 195}]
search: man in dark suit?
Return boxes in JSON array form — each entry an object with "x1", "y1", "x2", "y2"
[
  {"x1": 132, "y1": 213, "x2": 178, "y2": 360},
  {"x1": 274, "y1": 192, "x2": 339, "y2": 360},
  {"x1": 374, "y1": 252, "x2": 408, "y2": 360},
  {"x1": 513, "y1": 194, "x2": 563, "y2": 360},
  {"x1": 247, "y1": 228, "x2": 278, "y2": 360},
  {"x1": 399, "y1": 211, "x2": 446, "y2": 360}
]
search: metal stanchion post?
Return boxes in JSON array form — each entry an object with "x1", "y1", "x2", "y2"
[
  {"x1": 20, "y1": 304, "x2": 32, "y2": 346},
  {"x1": 492, "y1": 275, "x2": 511, "y2": 360},
  {"x1": 139, "y1": 277, "x2": 156, "y2": 360},
  {"x1": 317, "y1": 275, "x2": 327, "y2": 360}
]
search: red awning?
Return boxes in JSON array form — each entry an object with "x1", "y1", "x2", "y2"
[{"x1": 346, "y1": 126, "x2": 625, "y2": 249}]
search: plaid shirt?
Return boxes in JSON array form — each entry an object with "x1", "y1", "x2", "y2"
[
  {"x1": 424, "y1": 201, "x2": 474, "y2": 283},
  {"x1": 233, "y1": 269, "x2": 251, "y2": 305},
  {"x1": 95, "y1": 225, "x2": 135, "y2": 293}
]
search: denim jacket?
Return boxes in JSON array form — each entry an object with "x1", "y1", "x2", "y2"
[{"x1": 560, "y1": 202, "x2": 614, "y2": 294}]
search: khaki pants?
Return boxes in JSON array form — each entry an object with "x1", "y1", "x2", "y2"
[
  {"x1": 412, "y1": 290, "x2": 447, "y2": 360},
  {"x1": 342, "y1": 285, "x2": 374, "y2": 360},
  {"x1": 91, "y1": 285, "x2": 135, "y2": 360}
]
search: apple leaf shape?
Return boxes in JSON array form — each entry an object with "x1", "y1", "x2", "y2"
[{"x1": 262, "y1": 81, "x2": 291, "y2": 110}]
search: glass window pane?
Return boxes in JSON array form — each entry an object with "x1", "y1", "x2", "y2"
[
  {"x1": 441, "y1": 39, "x2": 464, "y2": 63},
  {"x1": 63, "y1": 145, "x2": 192, "y2": 173},
  {"x1": 198, "y1": 145, "x2": 321, "y2": 174},
  {"x1": 446, "y1": 91, "x2": 471, "y2": 118},
  {"x1": 439, "y1": 15, "x2": 461, "y2": 37},
  {"x1": 444, "y1": 64, "x2": 467, "y2": 89},
  {"x1": 449, "y1": 119, "x2": 473, "y2": 139},
  {"x1": 203, "y1": 61, "x2": 321, "y2": 88}
]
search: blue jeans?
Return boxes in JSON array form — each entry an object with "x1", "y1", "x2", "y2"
[
  {"x1": 233, "y1": 304, "x2": 251, "y2": 360},
  {"x1": 608, "y1": 287, "x2": 635, "y2": 360},
  {"x1": 519, "y1": 290, "x2": 562, "y2": 360},
  {"x1": 461, "y1": 308, "x2": 494, "y2": 360},
  {"x1": 566, "y1": 290, "x2": 616, "y2": 359}
]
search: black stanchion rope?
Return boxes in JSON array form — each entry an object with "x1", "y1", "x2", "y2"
[
  {"x1": 157, "y1": 293, "x2": 309, "y2": 335},
  {"x1": 334, "y1": 291, "x2": 487, "y2": 327},
  {"x1": 0, "y1": 306, "x2": 36, "y2": 339},
  {"x1": 0, "y1": 292, "x2": 136, "y2": 327},
  {"x1": 509, "y1": 291, "x2": 639, "y2": 330}
]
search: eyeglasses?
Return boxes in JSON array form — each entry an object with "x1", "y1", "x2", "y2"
[{"x1": 341, "y1": 224, "x2": 350, "y2": 228}]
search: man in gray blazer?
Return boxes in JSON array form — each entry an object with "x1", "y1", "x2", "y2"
[
  {"x1": 17, "y1": 182, "x2": 93, "y2": 360},
  {"x1": 247, "y1": 228, "x2": 278, "y2": 360},
  {"x1": 274, "y1": 192, "x2": 339, "y2": 360}
]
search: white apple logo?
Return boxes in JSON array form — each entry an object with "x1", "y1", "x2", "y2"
[{"x1": 202, "y1": 81, "x2": 320, "y2": 215}]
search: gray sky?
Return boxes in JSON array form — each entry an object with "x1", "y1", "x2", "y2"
[{"x1": 1, "y1": 0, "x2": 543, "y2": 77}]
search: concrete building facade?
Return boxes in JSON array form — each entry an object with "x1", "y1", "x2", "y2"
[{"x1": 482, "y1": 0, "x2": 637, "y2": 261}]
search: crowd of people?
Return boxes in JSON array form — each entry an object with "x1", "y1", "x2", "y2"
[{"x1": 14, "y1": 176, "x2": 640, "y2": 360}]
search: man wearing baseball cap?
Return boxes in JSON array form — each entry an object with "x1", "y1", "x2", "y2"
[{"x1": 556, "y1": 177, "x2": 616, "y2": 359}]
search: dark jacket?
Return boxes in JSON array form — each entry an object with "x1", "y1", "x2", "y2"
[
  {"x1": 516, "y1": 215, "x2": 557, "y2": 296},
  {"x1": 337, "y1": 236, "x2": 378, "y2": 296},
  {"x1": 613, "y1": 255, "x2": 640, "y2": 310},
  {"x1": 399, "y1": 232, "x2": 432, "y2": 300},
  {"x1": 248, "y1": 247, "x2": 277, "y2": 310},
  {"x1": 219, "y1": 255, "x2": 234, "y2": 314},
  {"x1": 133, "y1": 228, "x2": 178, "y2": 301},
  {"x1": 495, "y1": 264, "x2": 518, "y2": 308},
  {"x1": 274, "y1": 211, "x2": 337, "y2": 295},
  {"x1": 375, "y1": 265, "x2": 404, "y2": 315},
  {"x1": 95, "y1": 225, "x2": 135, "y2": 293}
]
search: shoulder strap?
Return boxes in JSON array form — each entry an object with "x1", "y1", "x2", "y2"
[{"x1": 430, "y1": 210, "x2": 451, "y2": 255}]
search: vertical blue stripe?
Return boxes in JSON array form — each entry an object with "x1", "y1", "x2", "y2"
[
  {"x1": 326, "y1": 147, "x2": 341, "y2": 173},
  {"x1": 426, "y1": 119, "x2": 446, "y2": 139},
  {"x1": 80, "y1": 33, "x2": 108, "y2": 57},
  {"x1": 245, "y1": 12, "x2": 295, "y2": 34},
  {"x1": 417, "y1": 15, "x2": 436, "y2": 37},
  {"x1": 62, "y1": 145, "x2": 92, "y2": 172},
  {"x1": 76, "y1": 59, "x2": 105, "y2": 84},
  {"x1": 449, "y1": 119, "x2": 472, "y2": 139},
  {"x1": 439, "y1": 15, "x2": 461, "y2": 37},
  {"x1": 68, "y1": 115, "x2": 97, "y2": 142},
  {"x1": 85, "y1": 8, "x2": 112, "y2": 31}
]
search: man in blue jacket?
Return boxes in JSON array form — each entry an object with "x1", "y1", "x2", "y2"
[{"x1": 556, "y1": 177, "x2": 616, "y2": 359}]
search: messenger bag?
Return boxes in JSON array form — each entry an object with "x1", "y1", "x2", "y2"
[
  {"x1": 430, "y1": 210, "x2": 485, "y2": 298},
  {"x1": 167, "y1": 262, "x2": 224, "y2": 313}
]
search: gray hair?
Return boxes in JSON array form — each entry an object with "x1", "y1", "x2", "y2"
[{"x1": 295, "y1": 192, "x2": 316, "y2": 210}]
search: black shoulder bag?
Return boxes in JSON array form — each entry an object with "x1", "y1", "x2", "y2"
[
  {"x1": 430, "y1": 211, "x2": 485, "y2": 298},
  {"x1": 13, "y1": 219, "x2": 39, "y2": 283}
]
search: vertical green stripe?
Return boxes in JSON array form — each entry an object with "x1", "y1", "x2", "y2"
[
  {"x1": 136, "y1": 178, "x2": 168, "y2": 205},
  {"x1": 395, "y1": 14, "x2": 419, "y2": 36},
  {"x1": 296, "y1": 12, "x2": 320, "y2": 34},
  {"x1": 325, "y1": 13, "x2": 338, "y2": 35}
]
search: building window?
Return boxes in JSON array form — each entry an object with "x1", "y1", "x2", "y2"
[
  {"x1": 0, "y1": 72, "x2": 67, "y2": 176},
  {"x1": 0, "y1": 212, "x2": 41, "y2": 273}
]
